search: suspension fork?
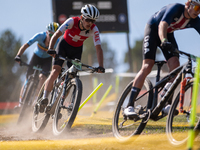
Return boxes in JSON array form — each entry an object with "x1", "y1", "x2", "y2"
[
  {"x1": 179, "y1": 77, "x2": 192, "y2": 113},
  {"x1": 60, "y1": 74, "x2": 71, "y2": 105}
]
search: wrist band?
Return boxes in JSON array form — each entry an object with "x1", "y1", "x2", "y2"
[{"x1": 162, "y1": 38, "x2": 168, "y2": 43}]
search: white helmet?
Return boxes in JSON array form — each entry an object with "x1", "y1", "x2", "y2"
[
  {"x1": 191, "y1": 0, "x2": 200, "y2": 5},
  {"x1": 81, "y1": 4, "x2": 100, "y2": 20}
]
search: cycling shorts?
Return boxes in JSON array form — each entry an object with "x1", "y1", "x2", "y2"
[
  {"x1": 54, "y1": 36, "x2": 83, "y2": 68},
  {"x1": 26, "y1": 53, "x2": 52, "y2": 78},
  {"x1": 143, "y1": 24, "x2": 179, "y2": 61}
]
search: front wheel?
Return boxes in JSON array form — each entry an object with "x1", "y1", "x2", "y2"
[
  {"x1": 52, "y1": 78, "x2": 82, "y2": 136},
  {"x1": 166, "y1": 79, "x2": 200, "y2": 146},
  {"x1": 17, "y1": 81, "x2": 35, "y2": 125},
  {"x1": 32, "y1": 81, "x2": 50, "y2": 133},
  {"x1": 112, "y1": 78, "x2": 153, "y2": 141}
]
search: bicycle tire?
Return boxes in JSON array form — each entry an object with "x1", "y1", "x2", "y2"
[
  {"x1": 166, "y1": 79, "x2": 200, "y2": 146},
  {"x1": 52, "y1": 77, "x2": 82, "y2": 136},
  {"x1": 17, "y1": 81, "x2": 35, "y2": 125},
  {"x1": 32, "y1": 82, "x2": 50, "y2": 133},
  {"x1": 112, "y1": 78, "x2": 153, "y2": 141}
]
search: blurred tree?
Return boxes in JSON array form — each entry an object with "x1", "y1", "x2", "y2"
[
  {"x1": 124, "y1": 39, "x2": 143, "y2": 72},
  {"x1": 81, "y1": 37, "x2": 117, "y2": 71},
  {"x1": 0, "y1": 30, "x2": 28, "y2": 102}
]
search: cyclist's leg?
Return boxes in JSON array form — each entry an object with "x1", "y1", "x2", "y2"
[
  {"x1": 165, "y1": 56, "x2": 179, "y2": 105},
  {"x1": 42, "y1": 37, "x2": 67, "y2": 101},
  {"x1": 34, "y1": 57, "x2": 52, "y2": 97},
  {"x1": 124, "y1": 24, "x2": 158, "y2": 116},
  {"x1": 162, "y1": 32, "x2": 180, "y2": 74},
  {"x1": 161, "y1": 33, "x2": 180, "y2": 110},
  {"x1": 167, "y1": 57, "x2": 180, "y2": 72},
  {"x1": 43, "y1": 65, "x2": 61, "y2": 97},
  {"x1": 128, "y1": 59, "x2": 154, "y2": 105},
  {"x1": 31, "y1": 57, "x2": 52, "y2": 106}
]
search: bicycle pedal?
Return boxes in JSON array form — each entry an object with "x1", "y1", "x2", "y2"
[
  {"x1": 60, "y1": 105, "x2": 67, "y2": 109},
  {"x1": 128, "y1": 115, "x2": 139, "y2": 121},
  {"x1": 45, "y1": 106, "x2": 51, "y2": 113}
]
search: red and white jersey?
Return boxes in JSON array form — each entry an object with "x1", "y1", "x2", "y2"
[{"x1": 59, "y1": 17, "x2": 101, "y2": 47}]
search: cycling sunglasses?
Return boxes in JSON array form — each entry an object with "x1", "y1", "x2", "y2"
[
  {"x1": 191, "y1": 2, "x2": 200, "y2": 12},
  {"x1": 83, "y1": 16, "x2": 96, "y2": 23}
]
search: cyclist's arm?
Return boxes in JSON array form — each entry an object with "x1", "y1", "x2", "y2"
[
  {"x1": 95, "y1": 44, "x2": 104, "y2": 69},
  {"x1": 92, "y1": 26, "x2": 104, "y2": 71},
  {"x1": 158, "y1": 4, "x2": 183, "y2": 42},
  {"x1": 158, "y1": 21, "x2": 169, "y2": 42},
  {"x1": 48, "y1": 30, "x2": 62, "y2": 50},
  {"x1": 17, "y1": 43, "x2": 29, "y2": 56}
]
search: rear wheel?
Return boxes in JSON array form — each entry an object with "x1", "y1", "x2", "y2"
[
  {"x1": 166, "y1": 79, "x2": 200, "y2": 146},
  {"x1": 53, "y1": 78, "x2": 82, "y2": 136},
  {"x1": 112, "y1": 78, "x2": 153, "y2": 141}
]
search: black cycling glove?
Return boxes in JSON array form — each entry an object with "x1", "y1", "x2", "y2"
[
  {"x1": 97, "y1": 66, "x2": 105, "y2": 73},
  {"x1": 14, "y1": 55, "x2": 21, "y2": 62},
  {"x1": 160, "y1": 41, "x2": 175, "y2": 52},
  {"x1": 47, "y1": 49, "x2": 56, "y2": 55}
]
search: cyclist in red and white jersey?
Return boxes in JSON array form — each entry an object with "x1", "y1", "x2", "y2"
[{"x1": 40, "y1": 4, "x2": 105, "y2": 106}]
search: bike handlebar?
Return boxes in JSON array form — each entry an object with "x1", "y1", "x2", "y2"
[
  {"x1": 173, "y1": 49, "x2": 198, "y2": 62},
  {"x1": 19, "y1": 60, "x2": 43, "y2": 71},
  {"x1": 20, "y1": 61, "x2": 29, "y2": 67},
  {"x1": 58, "y1": 56, "x2": 99, "y2": 73}
]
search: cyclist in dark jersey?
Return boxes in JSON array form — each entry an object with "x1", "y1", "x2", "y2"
[
  {"x1": 14, "y1": 22, "x2": 60, "y2": 109},
  {"x1": 40, "y1": 4, "x2": 105, "y2": 108},
  {"x1": 124, "y1": 0, "x2": 200, "y2": 117}
]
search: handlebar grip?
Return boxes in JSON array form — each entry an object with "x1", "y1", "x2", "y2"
[
  {"x1": 20, "y1": 61, "x2": 29, "y2": 67},
  {"x1": 96, "y1": 67, "x2": 105, "y2": 73},
  {"x1": 47, "y1": 49, "x2": 56, "y2": 55}
]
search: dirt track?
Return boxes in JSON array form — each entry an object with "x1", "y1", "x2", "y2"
[
  {"x1": 0, "y1": 113, "x2": 200, "y2": 150},
  {"x1": 0, "y1": 93, "x2": 200, "y2": 150}
]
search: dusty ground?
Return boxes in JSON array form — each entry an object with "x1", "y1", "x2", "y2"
[
  {"x1": 0, "y1": 111, "x2": 114, "y2": 142},
  {"x1": 0, "y1": 113, "x2": 200, "y2": 150}
]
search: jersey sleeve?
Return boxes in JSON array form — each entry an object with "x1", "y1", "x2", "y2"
[
  {"x1": 27, "y1": 32, "x2": 45, "y2": 46},
  {"x1": 161, "y1": 4, "x2": 183, "y2": 25},
  {"x1": 59, "y1": 18, "x2": 74, "y2": 34},
  {"x1": 92, "y1": 26, "x2": 101, "y2": 46}
]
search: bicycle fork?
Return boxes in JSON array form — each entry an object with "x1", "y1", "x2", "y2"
[
  {"x1": 60, "y1": 73, "x2": 74, "y2": 106},
  {"x1": 179, "y1": 77, "x2": 192, "y2": 113}
]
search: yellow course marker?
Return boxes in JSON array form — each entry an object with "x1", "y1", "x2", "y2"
[
  {"x1": 93, "y1": 85, "x2": 112, "y2": 115},
  {"x1": 78, "y1": 83, "x2": 103, "y2": 112},
  {"x1": 93, "y1": 77, "x2": 98, "y2": 104},
  {"x1": 115, "y1": 75, "x2": 119, "y2": 95},
  {"x1": 187, "y1": 57, "x2": 200, "y2": 150},
  {"x1": 61, "y1": 83, "x2": 103, "y2": 129}
]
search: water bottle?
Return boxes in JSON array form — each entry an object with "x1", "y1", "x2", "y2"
[{"x1": 160, "y1": 82, "x2": 172, "y2": 98}]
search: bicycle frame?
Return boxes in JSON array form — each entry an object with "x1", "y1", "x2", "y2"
[
  {"x1": 27, "y1": 66, "x2": 43, "y2": 105},
  {"x1": 44, "y1": 56, "x2": 97, "y2": 115},
  {"x1": 143, "y1": 52, "x2": 195, "y2": 121},
  {"x1": 20, "y1": 61, "x2": 42, "y2": 105}
]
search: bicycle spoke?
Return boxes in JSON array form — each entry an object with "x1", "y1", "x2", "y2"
[
  {"x1": 112, "y1": 79, "x2": 153, "y2": 141},
  {"x1": 53, "y1": 78, "x2": 82, "y2": 136},
  {"x1": 166, "y1": 80, "x2": 200, "y2": 146}
]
